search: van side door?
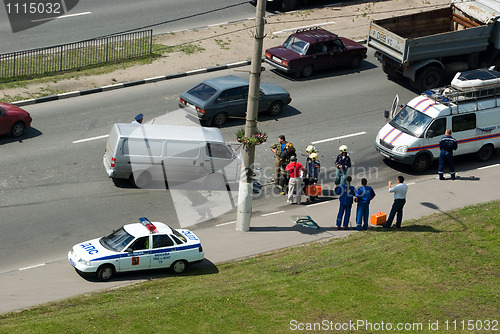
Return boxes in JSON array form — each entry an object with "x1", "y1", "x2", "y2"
[
  {"x1": 452, "y1": 113, "x2": 477, "y2": 155},
  {"x1": 163, "y1": 141, "x2": 202, "y2": 186}
]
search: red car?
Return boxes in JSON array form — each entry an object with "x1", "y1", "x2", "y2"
[
  {"x1": 265, "y1": 28, "x2": 367, "y2": 77},
  {"x1": 0, "y1": 103, "x2": 32, "y2": 137}
]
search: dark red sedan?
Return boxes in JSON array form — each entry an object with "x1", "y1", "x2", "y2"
[
  {"x1": 264, "y1": 28, "x2": 367, "y2": 77},
  {"x1": 0, "y1": 103, "x2": 32, "y2": 137}
]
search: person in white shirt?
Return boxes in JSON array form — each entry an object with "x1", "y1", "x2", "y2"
[{"x1": 382, "y1": 175, "x2": 408, "y2": 228}]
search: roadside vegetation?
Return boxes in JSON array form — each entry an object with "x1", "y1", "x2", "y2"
[
  {"x1": 0, "y1": 201, "x2": 498, "y2": 333},
  {"x1": 0, "y1": 42, "x2": 205, "y2": 103}
]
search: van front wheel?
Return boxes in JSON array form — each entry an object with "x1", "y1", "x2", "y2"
[{"x1": 412, "y1": 154, "x2": 431, "y2": 173}]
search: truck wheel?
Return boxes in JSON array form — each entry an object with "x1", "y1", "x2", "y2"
[
  {"x1": 382, "y1": 63, "x2": 403, "y2": 79},
  {"x1": 281, "y1": 0, "x2": 297, "y2": 11},
  {"x1": 415, "y1": 66, "x2": 443, "y2": 92},
  {"x1": 96, "y1": 264, "x2": 114, "y2": 281},
  {"x1": 350, "y1": 55, "x2": 362, "y2": 69},
  {"x1": 476, "y1": 144, "x2": 494, "y2": 162},
  {"x1": 300, "y1": 65, "x2": 313, "y2": 77},
  {"x1": 411, "y1": 154, "x2": 431, "y2": 173},
  {"x1": 11, "y1": 122, "x2": 26, "y2": 137},
  {"x1": 170, "y1": 260, "x2": 188, "y2": 274}
]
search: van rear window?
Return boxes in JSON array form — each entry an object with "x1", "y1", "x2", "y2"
[
  {"x1": 123, "y1": 138, "x2": 162, "y2": 157},
  {"x1": 187, "y1": 83, "x2": 218, "y2": 101}
]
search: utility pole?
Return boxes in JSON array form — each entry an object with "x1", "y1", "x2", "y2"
[{"x1": 236, "y1": 0, "x2": 266, "y2": 232}]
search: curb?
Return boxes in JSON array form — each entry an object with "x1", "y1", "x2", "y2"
[{"x1": 12, "y1": 60, "x2": 252, "y2": 107}]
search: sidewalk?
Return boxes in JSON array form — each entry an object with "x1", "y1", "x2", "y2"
[
  {"x1": 1, "y1": 163, "x2": 498, "y2": 314},
  {"x1": 195, "y1": 164, "x2": 500, "y2": 264}
]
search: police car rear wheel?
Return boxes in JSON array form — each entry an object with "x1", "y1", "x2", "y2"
[
  {"x1": 171, "y1": 260, "x2": 188, "y2": 274},
  {"x1": 97, "y1": 265, "x2": 114, "y2": 281}
]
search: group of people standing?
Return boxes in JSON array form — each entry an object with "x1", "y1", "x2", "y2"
[
  {"x1": 271, "y1": 135, "x2": 321, "y2": 205},
  {"x1": 270, "y1": 128, "x2": 459, "y2": 230}
]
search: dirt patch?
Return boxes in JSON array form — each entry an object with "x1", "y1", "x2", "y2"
[{"x1": 1, "y1": 0, "x2": 450, "y2": 102}]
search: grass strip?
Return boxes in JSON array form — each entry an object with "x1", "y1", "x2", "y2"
[{"x1": 0, "y1": 200, "x2": 498, "y2": 333}]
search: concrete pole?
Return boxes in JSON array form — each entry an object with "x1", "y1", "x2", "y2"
[{"x1": 236, "y1": 0, "x2": 266, "y2": 232}]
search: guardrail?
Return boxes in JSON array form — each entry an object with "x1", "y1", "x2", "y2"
[{"x1": 0, "y1": 30, "x2": 153, "y2": 80}]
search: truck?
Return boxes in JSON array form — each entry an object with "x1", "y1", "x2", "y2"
[{"x1": 367, "y1": 0, "x2": 500, "y2": 92}]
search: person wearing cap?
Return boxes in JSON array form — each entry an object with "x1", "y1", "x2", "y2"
[
  {"x1": 334, "y1": 145, "x2": 351, "y2": 186},
  {"x1": 132, "y1": 113, "x2": 156, "y2": 125},
  {"x1": 285, "y1": 155, "x2": 305, "y2": 204}
]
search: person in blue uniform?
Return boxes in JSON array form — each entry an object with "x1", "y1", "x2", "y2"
[
  {"x1": 438, "y1": 129, "x2": 458, "y2": 180},
  {"x1": 335, "y1": 175, "x2": 356, "y2": 230},
  {"x1": 354, "y1": 178, "x2": 376, "y2": 231}
]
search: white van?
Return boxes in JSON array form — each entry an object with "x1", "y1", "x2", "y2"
[
  {"x1": 103, "y1": 123, "x2": 241, "y2": 188},
  {"x1": 375, "y1": 69, "x2": 500, "y2": 172}
]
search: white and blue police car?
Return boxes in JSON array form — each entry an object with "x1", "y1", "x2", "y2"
[{"x1": 68, "y1": 217, "x2": 204, "y2": 281}]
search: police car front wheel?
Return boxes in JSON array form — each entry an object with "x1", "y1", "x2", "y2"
[
  {"x1": 97, "y1": 264, "x2": 114, "y2": 281},
  {"x1": 170, "y1": 260, "x2": 188, "y2": 274}
]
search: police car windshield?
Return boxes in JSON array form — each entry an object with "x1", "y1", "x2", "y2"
[
  {"x1": 283, "y1": 36, "x2": 309, "y2": 56},
  {"x1": 390, "y1": 105, "x2": 432, "y2": 138},
  {"x1": 100, "y1": 227, "x2": 135, "y2": 252}
]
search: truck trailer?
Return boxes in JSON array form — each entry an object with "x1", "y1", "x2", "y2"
[{"x1": 368, "y1": 0, "x2": 500, "y2": 92}]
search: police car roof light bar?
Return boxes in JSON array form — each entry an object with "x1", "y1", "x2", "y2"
[{"x1": 139, "y1": 217, "x2": 158, "y2": 233}]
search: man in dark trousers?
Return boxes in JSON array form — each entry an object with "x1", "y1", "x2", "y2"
[
  {"x1": 438, "y1": 129, "x2": 458, "y2": 180},
  {"x1": 382, "y1": 175, "x2": 408, "y2": 229}
]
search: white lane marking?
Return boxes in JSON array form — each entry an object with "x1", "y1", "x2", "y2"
[
  {"x1": 19, "y1": 263, "x2": 46, "y2": 271},
  {"x1": 31, "y1": 11, "x2": 91, "y2": 22},
  {"x1": 311, "y1": 131, "x2": 367, "y2": 145},
  {"x1": 478, "y1": 164, "x2": 500, "y2": 170},
  {"x1": 406, "y1": 182, "x2": 416, "y2": 186},
  {"x1": 72, "y1": 134, "x2": 109, "y2": 144},
  {"x1": 273, "y1": 21, "x2": 335, "y2": 34},
  {"x1": 306, "y1": 201, "x2": 329, "y2": 208},
  {"x1": 215, "y1": 221, "x2": 236, "y2": 227},
  {"x1": 261, "y1": 210, "x2": 285, "y2": 217}
]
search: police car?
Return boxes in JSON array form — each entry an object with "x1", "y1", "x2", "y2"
[{"x1": 68, "y1": 217, "x2": 204, "y2": 281}]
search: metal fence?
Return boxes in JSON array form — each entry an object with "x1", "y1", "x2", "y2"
[{"x1": 0, "y1": 30, "x2": 153, "y2": 79}]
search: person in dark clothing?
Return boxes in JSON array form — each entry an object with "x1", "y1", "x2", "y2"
[
  {"x1": 278, "y1": 142, "x2": 296, "y2": 194},
  {"x1": 334, "y1": 145, "x2": 351, "y2": 186},
  {"x1": 438, "y1": 129, "x2": 458, "y2": 180},
  {"x1": 335, "y1": 175, "x2": 356, "y2": 230}
]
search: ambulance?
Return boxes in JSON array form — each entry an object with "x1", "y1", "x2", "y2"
[{"x1": 375, "y1": 69, "x2": 500, "y2": 172}]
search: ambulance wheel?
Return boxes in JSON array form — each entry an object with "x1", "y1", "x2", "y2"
[
  {"x1": 268, "y1": 101, "x2": 283, "y2": 116},
  {"x1": 96, "y1": 264, "x2": 114, "y2": 281},
  {"x1": 171, "y1": 260, "x2": 188, "y2": 274},
  {"x1": 476, "y1": 144, "x2": 494, "y2": 162},
  {"x1": 411, "y1": 154, "x2": 431, "y2": 173}
]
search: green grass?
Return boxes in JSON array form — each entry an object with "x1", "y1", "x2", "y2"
[{"x1": 0, "y1": 201, "x2": 498, "y2": 333}]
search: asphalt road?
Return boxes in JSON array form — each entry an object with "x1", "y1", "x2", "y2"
[
  {"x1": 0, "y1": 0, "x2": 260, "y2": 52},
  {"x1": 1, "y1": 50, "x2": 499, "y2": 313}
]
